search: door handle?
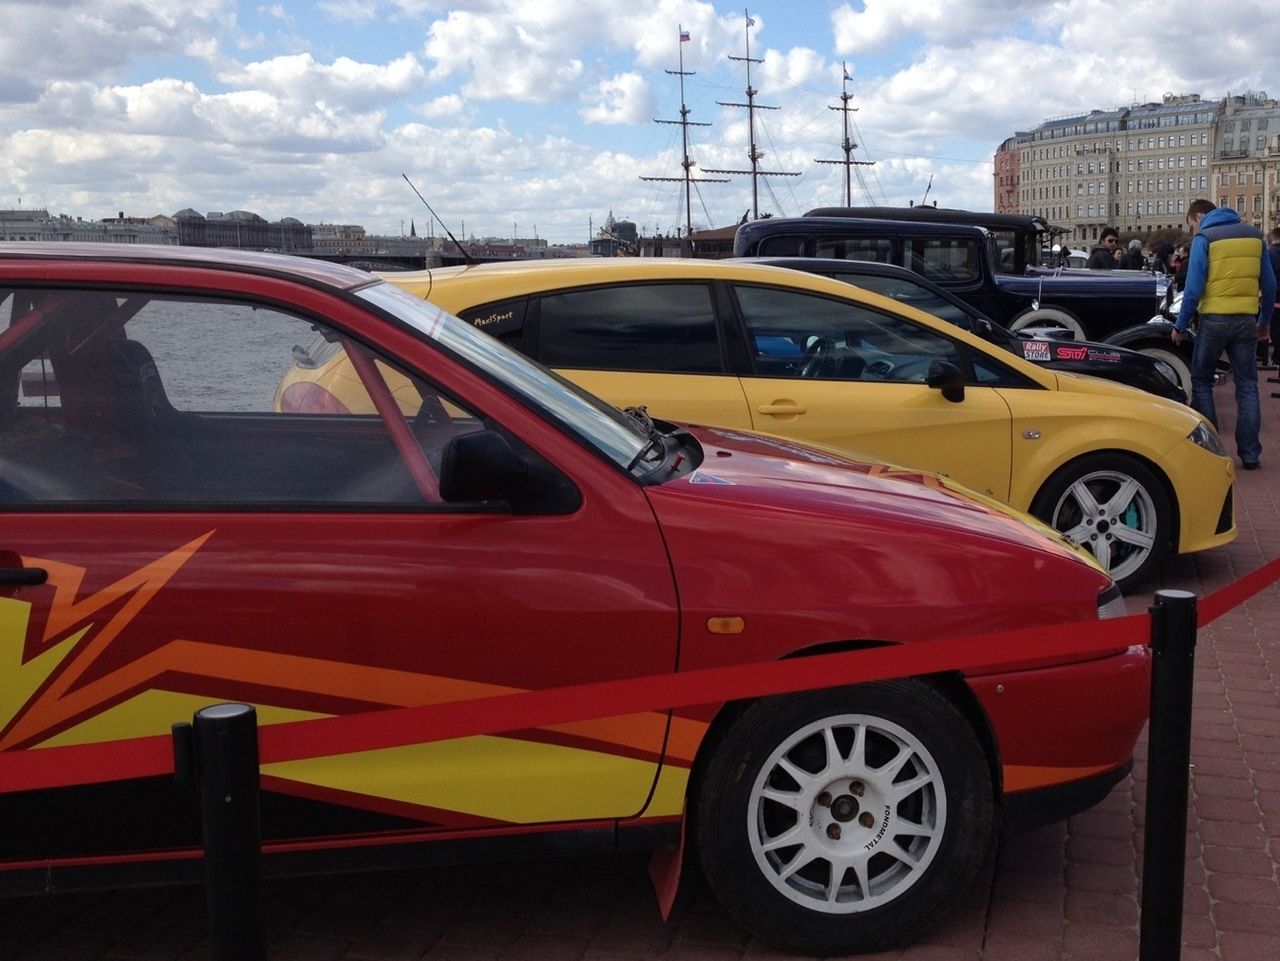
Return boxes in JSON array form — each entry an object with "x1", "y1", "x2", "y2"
[
  {"x1": 0, "y1": 567, "x2": 47, "y2": 586},
  {"x1": 757, "y1": 402, "x2": 806, "y2": 416}
]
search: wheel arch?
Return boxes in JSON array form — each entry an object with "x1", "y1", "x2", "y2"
[
  {"x1": 684, "y1": 641, "x2": 1005, "y2": 831},
  {"x1": 1008, "y1": 304, "x2": 1088, "y2": 340},
  {"x1": 1030, "y1": 447, "x2": 1181, "y2": 554}
]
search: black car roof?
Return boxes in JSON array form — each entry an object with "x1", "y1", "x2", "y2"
[
  {"x1": 0, "y1": 241, "x2": 376, "y2": 291},
  {"x1": 802, "y1": 206, "x2": 1056, "y2": 233},
  {"x1": 736, "y1": 216, "x2": 992, "y2": 242}
]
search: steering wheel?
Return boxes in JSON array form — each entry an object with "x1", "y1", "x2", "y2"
[{"x1": 800, "y1": 337, "x2": 837, "y2": 378}]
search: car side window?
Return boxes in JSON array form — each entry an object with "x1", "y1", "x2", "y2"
[
  {"x1": 534, "y1": 283, "x2": 722, "y2": 373},
  {"x1": 457, "y1": 298, "x2": 527, "y2": 349},
  {"x1": 734, "y1": 285, "x2": 964, "y2": 383},
  {"x1": 0, "y1": 287, "x2": 500, "y2": 509},
  {"x1": 903, "y1": 238, "x2": 981, "y2": 283},
  {"x1": 834, "y1": 274, "x2": 975, "y2": 329},
  {"x1": 812, "y1": 237, "x2": 893, "y2": 264}
]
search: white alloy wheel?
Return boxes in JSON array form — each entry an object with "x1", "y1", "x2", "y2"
[
  {"x1": 1032, "y1": 453, "x2": 1171, "y2": 592},
  {"x1": 748, "y1": 713, "x2": 945, "y2": 911}
]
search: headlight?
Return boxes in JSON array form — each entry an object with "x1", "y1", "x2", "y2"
[
  {"x1": 1154, "y1": 360, "x2": 1179, "y2": 386},
  {"x1": 1188, "y1": 421, "x2": 1227, "y2": 456},
  {"x1": 1096, "y1": 583, "x2": 1126, "y2": 620}
]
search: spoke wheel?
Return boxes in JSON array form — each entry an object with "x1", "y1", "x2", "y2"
[
  {"x1": 1031, "y1": 452, "x2": 1171, "y2": 593},
  {"x1": 695, "y1": 681, "x2": 993, "y2": 956},
  {"x1": 750, "y1": 714, "x2": 944, "y2": 911}
]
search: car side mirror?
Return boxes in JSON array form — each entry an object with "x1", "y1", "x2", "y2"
[
  {"x1": 926, "y1": 360, "x2": 966, "y2": 403},
  {"x1": 439, "y1": 429, "x2": 529, "y2": 504}
]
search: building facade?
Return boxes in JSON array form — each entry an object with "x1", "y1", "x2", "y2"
[
  {"x1": 993, "y1": 136, "x2": 1020, "y2": 214},
  {"x1": 1000, "y1": 92, "x2": 1280, "y2": 244}
]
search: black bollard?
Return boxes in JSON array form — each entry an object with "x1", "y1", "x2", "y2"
[
  {"x1": 192, "y1": 703, "x2": 266, "y2": 961},
  {"x1": 1139, "y1": 589, "x2": 1197, "y2": 961}
]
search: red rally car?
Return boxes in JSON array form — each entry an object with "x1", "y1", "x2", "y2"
[{"x1": 0, "y1": 244, "x2": 1148, "y2": 955}]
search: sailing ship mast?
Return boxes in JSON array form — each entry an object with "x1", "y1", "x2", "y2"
[
  {"x1": 704, "y1": 8, "x2": 799, "y2": 220},
  {"x1": 814, "y1": 62, "x2": 875, "y2": 207},
  {"x1": 639, "y1": 26, "x2": 728, "y2": 238}
]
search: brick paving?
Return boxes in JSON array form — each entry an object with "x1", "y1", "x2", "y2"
[{"x1": 3, "y1": 378, "x2": 1280, "y2": 960}]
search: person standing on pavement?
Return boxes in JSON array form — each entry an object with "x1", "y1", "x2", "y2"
[
  {"x1": 1123, "y1": 239, "x2": 1147, "y2": 269},
  {"x1": 1171, "y1": 200, "x2": 1277, "y2": 470},
  {"x1": 1087, "y1": 227, "x2": 1121, "y2": 269},
  {"x1": 1259, "y1": 227, "x2": 1280, "y2": 371}
]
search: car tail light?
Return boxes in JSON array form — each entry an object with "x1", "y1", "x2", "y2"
[
  {"x1": 1096, "y1": 583, "x2": 1126, "y2": 620},
  {"x1": 279, "y1": 382, "x2": 350, "y2": 414}
]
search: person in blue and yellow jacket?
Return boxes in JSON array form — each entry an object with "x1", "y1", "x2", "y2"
[{"x1": 1171, "y1": 199, "x2": 1277, "y2": 470}]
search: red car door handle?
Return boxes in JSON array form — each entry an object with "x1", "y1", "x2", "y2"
[
  {"x1": 0, "y1": 567, "x2": 47, "y2": 586},
  {"x1": 757, "y1": 402, "x2": 806, "y2": 415}
]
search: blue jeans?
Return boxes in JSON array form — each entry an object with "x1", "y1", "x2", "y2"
[{"x1": 1190, "y1": 314, "x2": 1261, "y2": 463}]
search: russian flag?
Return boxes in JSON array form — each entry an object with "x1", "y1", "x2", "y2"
[{"x1": 680, "y1": 30, "x2": 690, "y2": 42}]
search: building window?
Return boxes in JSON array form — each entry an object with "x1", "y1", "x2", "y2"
[{"x1": 1237, "y1": 195, "x2": 1245, "y2": 210}]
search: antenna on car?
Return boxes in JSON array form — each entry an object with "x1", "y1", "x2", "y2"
[{"x1": 402, "y1": 173, "x2": 476, "y2": 267}]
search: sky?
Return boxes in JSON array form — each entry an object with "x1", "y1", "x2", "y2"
[{"x1": 0, "y1": 0, "x2": 1275, "y2": 245}]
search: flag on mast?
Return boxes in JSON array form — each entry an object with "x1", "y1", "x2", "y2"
[{"x1": 679, "y1": 29, "x2": 690, "y2": 42}]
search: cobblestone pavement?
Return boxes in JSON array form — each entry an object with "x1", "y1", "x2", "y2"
[{"x1": 4, "y1": 378, "x2": 1280, "y2": 961}]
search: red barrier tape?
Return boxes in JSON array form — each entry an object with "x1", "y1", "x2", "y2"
[
  {"x1": 1196, "y1": 554, "x2": 1280, "y2": 625},
  {"x1": 4, "y1": 558, "x2": 1279, "y2": 795}
]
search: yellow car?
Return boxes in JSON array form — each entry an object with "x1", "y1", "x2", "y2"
[{"x1": 280, "y1": 259, "x2": 1235, "y2": 591}]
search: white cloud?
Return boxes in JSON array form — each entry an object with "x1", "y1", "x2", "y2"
[
  {"x1": 580, "y1": 73, "x2": 654, "y2": 125},
  {"x1": 219, "y1": 53, "x2": 426, "y2": 112},
  {"x1": 416, "y1": 93, "x2": 465, "y2": 118},
  {"x1": 423, "y1": 9, "x2": 585, "y2": 102},
  {"x1": 0, "y1": 0, "x2": 232, "y2": 85},
  {"x1": 832, "y1": 0, "x2": 1026, "y2": 53}
]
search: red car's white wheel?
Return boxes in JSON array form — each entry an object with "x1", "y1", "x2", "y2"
[{"x1": 696, "y1": 680, "x2": 994, "y2": 955}]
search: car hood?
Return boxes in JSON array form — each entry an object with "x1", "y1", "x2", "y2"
[
  {"x1": 1046, "y1": 364, "x2": 1201, "y2": 418},
  {"x1": 656, "y1": 424, "x2": 1103, "y2": 567}
]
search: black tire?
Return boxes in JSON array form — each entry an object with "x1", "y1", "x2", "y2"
[
  {"x1": 1030, "y1": 451, "x2": 1171, "y2": 593},
  {"x1": 695, "y1": 680, "x2": 994, "y2": 955}
]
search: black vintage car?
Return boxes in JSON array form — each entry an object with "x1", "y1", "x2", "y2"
[
  {"x1": 744, "y1": 257, "x2": 1186, "y2": 403},
  {"x1": 734, "y1": 216, "x2": 1167, "y2": 343}
]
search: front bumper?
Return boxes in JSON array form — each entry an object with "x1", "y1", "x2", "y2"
[{"x1": 969, "y1": 642, "x2": 1149, "y2": 812}]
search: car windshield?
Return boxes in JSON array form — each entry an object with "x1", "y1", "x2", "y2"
[{"x1": 355, "y1": 281, "x2": 649, "y2": 471}]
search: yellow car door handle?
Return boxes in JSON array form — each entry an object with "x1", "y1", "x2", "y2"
[{"x1": 758, "y1": 402, "x2": 806, "y2": 415}]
